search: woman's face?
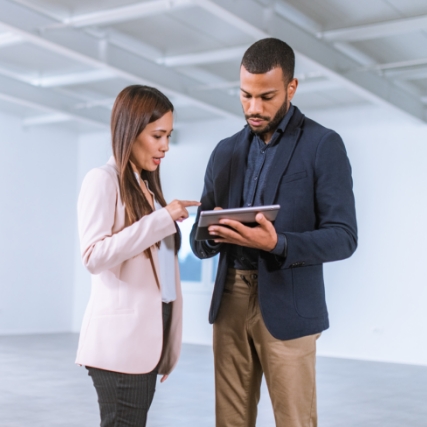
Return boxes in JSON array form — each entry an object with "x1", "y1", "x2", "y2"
[{"x1": 130, "y1": 110, "x2": 173, "y2": 173}]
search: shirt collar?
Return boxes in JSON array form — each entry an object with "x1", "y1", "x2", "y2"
[
  {"x1": 276, "y1": 103, "x2": 294, "y2": 135},
  {"x1": 252, "y1": 103, "x2": 294, "y2": 147}
]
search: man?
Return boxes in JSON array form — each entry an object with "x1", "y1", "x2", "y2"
[{"x1": 190, "y1": 38, "x2": 357, "y2": 427}]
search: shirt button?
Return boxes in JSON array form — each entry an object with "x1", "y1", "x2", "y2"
[
  {"x1": 254, "y1": 176, "x2": 258, "y2": 180},
  {"x1": 261, "y1": 150, "x2": 265, "y2": 154},
  {"x1": 247, "y1": 203, "x2": 252, "y2": 206},
  {"x1": 240, "y1": 257, "x2": 245, "y2": 261}
]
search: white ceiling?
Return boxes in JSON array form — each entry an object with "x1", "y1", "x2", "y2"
[{"x1": 0, "y1": 0, "x2": 426, "y2": 132}]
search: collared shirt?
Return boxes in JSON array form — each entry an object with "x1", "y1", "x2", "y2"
[{"x1": 230, "y1": 104, "x2": 295, "y2": 270}]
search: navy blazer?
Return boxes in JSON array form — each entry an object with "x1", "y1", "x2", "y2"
[{"x1": 190, "y1": 106, "x2": 357, "y2": 340}]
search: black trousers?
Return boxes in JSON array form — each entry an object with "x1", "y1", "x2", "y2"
[{"x1": 87, "y1": 302, "x2": 172, "y2": 427}]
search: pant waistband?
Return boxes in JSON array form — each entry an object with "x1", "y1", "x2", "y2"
[
  {"x1": 227, "y1": 268, "x2": 259, "y2": 287},
  {"x1": 228, "y1": 268, "x2": 258, "y2": 276}
]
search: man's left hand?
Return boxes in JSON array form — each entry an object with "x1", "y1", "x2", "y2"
[{"x1": 208, "y1": 213, "x2": 277, "y2": 252}]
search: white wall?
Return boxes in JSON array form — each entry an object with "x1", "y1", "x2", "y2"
[
  {"x1": 308, "y1": 105, "x2": 427, "y2": 366},
  {"x1": 0, "y1": 113, "x2": 78, "y2": 334}
]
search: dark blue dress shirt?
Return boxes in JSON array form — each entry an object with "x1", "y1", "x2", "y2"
[{"x1": 229, "y1": 105, "x2": 295, "y2": 270}]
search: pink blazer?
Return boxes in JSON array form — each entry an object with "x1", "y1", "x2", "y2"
[{"x1": 75, "y1": 157, "x2": 182, "y2": 375}]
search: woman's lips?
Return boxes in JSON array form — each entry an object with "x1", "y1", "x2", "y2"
[{"x1": 153, "y1": 157, "x2": 163, "y2": 166}]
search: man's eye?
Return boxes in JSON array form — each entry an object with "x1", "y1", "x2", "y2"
[{"x1": 262, "y1": 97, "x2": 273, "y2": 101}]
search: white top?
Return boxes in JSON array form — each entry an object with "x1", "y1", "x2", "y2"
[
  {"x1": 134, "y1": 172, "x2": 176, "y2": 303},
  {"x1": 154, "y1": 199, "x2": 177, "y2": 303}
]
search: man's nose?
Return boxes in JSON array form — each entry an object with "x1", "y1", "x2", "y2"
[{"x1": 247, "y1": 98, "x2": 263, "y2": 115}]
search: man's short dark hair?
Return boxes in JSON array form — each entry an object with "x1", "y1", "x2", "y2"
[{"x1": 241, "y1": 38, "x2": 295, "y2": 83}]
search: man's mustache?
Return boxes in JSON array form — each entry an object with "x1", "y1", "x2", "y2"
[{"x1": 245, "y1": 115, "x2": 270, "y2": 121}]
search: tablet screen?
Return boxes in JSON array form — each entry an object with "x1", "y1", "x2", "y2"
[{"x1": 195, "y1": 205, "x2": 280, "y2": 241}]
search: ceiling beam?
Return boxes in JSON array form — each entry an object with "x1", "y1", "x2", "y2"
[
  {"x1": 274, "y1": 1, "x2": 377, "y2": 67},
  {"x1": 9, "y1": 0, "x2": 66, "y2": 21},
  {"x1": 23, "y1": 113, "x2": 71, "y2": 126},
  {"x1": 0, "y1": 64, "x2": 114, "y2": 88},
  {"x1": 332, "y1": 42, "x2": 377, "y2": 67},
  {"x1": 104, "y1": 28, "x2": 163, "y2": 62},
  {"x1": 45, "y1": 0, "x2": 194, "y2": 29},
  {"x1": 369, "y1": 57, "x2": 427, "y2": 71},
  {"x1": 195, "y1": 0, "x2": 267, "y2": 39},
  {"x1": 319, "y1": 14, "x2": 427, "y2": 42},
  {"x1": 74, "y1": 98, "x2": 115, "y2": 110},
  {"x1": 0, "y1": 76, "x2": 110, "y2": 127},
  {"x1": 296, "y1": 78, "x2": 341, "y2": 94},
  {"x1": 157, "y1": 45, "x2": 248, "y2": 67},
  {"x1": 274, "y1": 1, "x2": 321, "y2": 33},
  {"x1": 33, "y1": 69, "x2": 116, "y2": 87},
  {"x1": 199, "y1": 0, "x2": 425, "y2": 122},
  {"x1": 0, "y1": 31, "x2": 23, "y2": 48},
  {"x1": 2, "y1": 0, "x2": 425, "y2": 123},
  {"x1": 0, "y1": 64, "x2": 34, "y2": 85},
  {"x1": 384, "y1": 66, "x2": 427, "y2": 81},
  {"x1": 195, "y1": 81, "x2": 240, "y2": 91},
  {"x1": 177, "y1": 66, "x2": 227, "y2": 87},
  {"x1": 195, "y1": 76, "x2": 341, "y2": 96},
  {"x1": 0, "y1": 0, "x2": 242, "y2": 120}
]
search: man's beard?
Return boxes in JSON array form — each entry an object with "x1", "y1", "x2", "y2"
[{"x1": 245, "y1": 95, "x2": 289, "y2": 139}]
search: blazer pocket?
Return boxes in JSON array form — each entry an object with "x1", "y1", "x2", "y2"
[
  {"x1": 281, "y1": 170, "x2": 307, "y2": 184},
  {"x1": 292, "y1": 265, "x2": 327, "y2": 319}
]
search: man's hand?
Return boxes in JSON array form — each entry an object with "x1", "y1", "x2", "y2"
[{"x1": 208, "y1": 213, "x2": 277, "y2": 252}]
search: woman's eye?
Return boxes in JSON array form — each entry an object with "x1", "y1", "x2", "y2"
[{"x1": 153, "y1": 135, "x2": 161, "y2": 139}]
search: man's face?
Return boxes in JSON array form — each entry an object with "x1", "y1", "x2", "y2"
[{"x1": 240, "y1": 66, "x2": 298, "y2": 142}]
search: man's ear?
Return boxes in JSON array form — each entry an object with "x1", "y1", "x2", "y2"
[{"x1": 287, "y1": 78, "x2": 298, "y2": 101}]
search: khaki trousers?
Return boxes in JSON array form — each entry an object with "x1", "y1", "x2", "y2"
[{"x1": 213, "y1": 269, "x2": 319, "y2": 427}]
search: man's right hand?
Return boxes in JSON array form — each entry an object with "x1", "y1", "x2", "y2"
[{"x1": 166, "y1": 200, "x2": 200, "y2": 222}]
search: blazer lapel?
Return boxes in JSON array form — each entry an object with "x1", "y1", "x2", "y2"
[
  {"x1": 262, "y1": 109, "x2": 305, "y2": 205},
  {"x1": 148, "y1": 247, "x2": 162, "y2": 290},
  {"x1": 228, "y1": 127, "x2": 252, "y2": 209}
]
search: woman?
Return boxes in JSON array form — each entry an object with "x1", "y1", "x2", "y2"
[{"x1": 76, "y1": 85, "x2": 199, "y2": 426}]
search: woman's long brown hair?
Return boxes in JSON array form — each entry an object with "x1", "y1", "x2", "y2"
[{"x1": 111, "y1": 85, "x2": 181, "y2": 254}]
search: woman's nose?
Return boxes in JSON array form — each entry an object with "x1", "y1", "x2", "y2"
[{"x1": 162, "y1": 139, "x2": 170, "y2": 152}]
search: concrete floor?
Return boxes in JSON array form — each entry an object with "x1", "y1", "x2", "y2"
[{"x1": 0, "y1": 334, "x2": 426, "y2": 426}]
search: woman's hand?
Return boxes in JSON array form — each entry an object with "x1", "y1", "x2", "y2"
[
  {"x1": 165, "y1": 200, "x2": 201, "y2": 222},
  {"x1": 160, "y1": 374, "x2": 169, "y2": 383}
]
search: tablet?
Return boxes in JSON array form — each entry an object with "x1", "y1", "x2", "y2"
[{"x1": 195, "y1": 205, "x2": 280, "y2": 241}]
